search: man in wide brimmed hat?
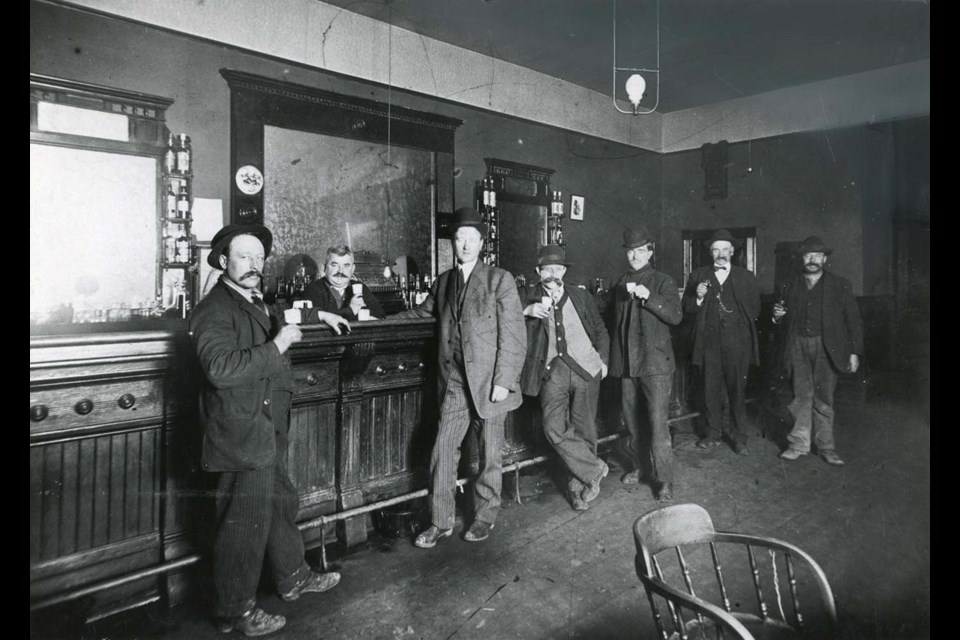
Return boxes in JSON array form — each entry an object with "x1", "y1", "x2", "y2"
[
  {"x1": 394, "y1": 207, "x2": 526, "y2": 547},
  {"x1": 682, "y1": 229, "x2": 761, "y2": 457},
  {"x1": 773, "y1": 236, "x2": 863, "y2": 466},
  {"x1": 608, "y1": 227, "x2": 683, "y2": 504},
  {"x1": 519, "y1": 244, "x2": 610, "y2": 511},
  {"x1": 190, "y1": 224, "x2": 350, "y2": 636}
]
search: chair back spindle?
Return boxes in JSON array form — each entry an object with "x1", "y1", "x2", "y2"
[{"x1": 746, "y1": 544, "x2": 769, "y2": 619}]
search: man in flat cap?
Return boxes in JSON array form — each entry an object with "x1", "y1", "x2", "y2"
[
  {"x1": 773, "y1": 236, "x2": 863, "y2": 465},
  {"x1": 609, "y1": 227, "x2": 683, "y2": 504},
  {"x1": 519, "y1": 245, "x2": 610, "y2": 511},
  {"x1": 190, "y1": 224, "x2": 350, "y2": 636},
  {"x1": 682, "y1": 229, "x2": 760, "y2": 456},
  {"x1": 395, "y1": 207, "x2": 526, "y2": 547}
]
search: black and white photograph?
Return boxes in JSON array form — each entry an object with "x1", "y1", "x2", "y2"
[
  {"x1": 31, "y1": 1, "x2": 929, "y2": 638},
  {"x1": 570, "y1": 194, "x2": 585, "y2": 221}
]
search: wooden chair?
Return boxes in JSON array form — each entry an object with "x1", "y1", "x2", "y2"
[{"x1": 633, "y1": 504, "x2": 837, "y2": 640}]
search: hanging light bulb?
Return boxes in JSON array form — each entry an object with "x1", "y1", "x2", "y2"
[
  {"x1": 382, "y1": 263, "x2": 393, "y2": 279},
  {"x1": 625, "y1": 74, "x2": 646, "y2": 113}
]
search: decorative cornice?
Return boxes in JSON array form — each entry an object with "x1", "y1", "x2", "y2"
[{"x1": 220, "y1": 69, "x2": 463, "y2": 132}]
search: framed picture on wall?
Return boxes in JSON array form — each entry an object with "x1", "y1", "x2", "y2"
[{"x1": 570, "y1": 195, "x2": 584, "y2": 220}]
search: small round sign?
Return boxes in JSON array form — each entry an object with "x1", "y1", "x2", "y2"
[{"x1": 235, "y1": 165, "x2": 264, "y2": 195}]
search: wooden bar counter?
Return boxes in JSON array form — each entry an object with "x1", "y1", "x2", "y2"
[
  {"x1": 29, "y1": 318, "x2": 443, "y2": 617},
  {"x1": 29, "y1": 315, "x2": 698, "y2": 620}
]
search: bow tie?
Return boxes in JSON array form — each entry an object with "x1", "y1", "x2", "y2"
[{"x1": 714, "y1": 265, "x2": 728, "y2": 272}]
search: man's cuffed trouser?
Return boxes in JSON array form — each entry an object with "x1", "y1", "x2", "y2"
[
  {"x1": 431, "y1": 364, "x2": 505, "y2": 529},
  {"x1": 785, "y1": 335, "x2": 839, "y2": 453},
  {"x1": 540, "y1": 358, "x2": 604, "y2": 489},
  {"x1": 212, "y1": 391, "x2": 312, "y2": 618},
  {"x1": 621, "y1": 374, "x2": 675, "y2": 486}
]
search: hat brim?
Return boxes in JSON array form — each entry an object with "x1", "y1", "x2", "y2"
[
  {"x1": 796, "y1": 247, "x2": 833, "y2": 255},
  {"x1": 623, "y1": 240, "x2": 652, "y2": 249},
  {"x1": 537, "y1": 260, "x2": 572, "y2": 267}
]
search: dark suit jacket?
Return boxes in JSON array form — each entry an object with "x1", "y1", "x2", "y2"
[
  {"x1": 518, "y1": 284, "x2": 609, "y2": 396},
  {"x1": 608, "y1": 267, "x2": 683, "y2": 378},
  {"x1": 395, "y1": 261, "x2": 526, "y2": 418},
  {"x1": 777, "y1": 270, "x2": 864, "y2": 372},
  {"x1": 682, "y1": 265, "x2": 761, "y2": 367},
  {"x1": 189, "y1": 279, "x2": 295, "y2": 472},
  {"x1": 302, "y1": 278, "x2": 385, "y2": 321}
]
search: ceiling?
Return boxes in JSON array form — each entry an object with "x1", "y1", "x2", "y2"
[{"x1": 320, "y1": 0, "x2": 929, "y2": 113}]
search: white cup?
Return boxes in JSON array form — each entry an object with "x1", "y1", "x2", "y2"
[
  {"x1": 283, "y1": 308, "x2": 302, "y2": 324},
  {"x1": 351, "y1": 283, "x2": 363, "y2": 295},
  {"x1": 358, "y1": 308, "x2": 371, "y2": 321},
  {"x1": 541, "y1": 296, "x2": 552, "y2": 308},
  {"x1": 626, "y1": 282, "x2": 637, "y2": 293}
]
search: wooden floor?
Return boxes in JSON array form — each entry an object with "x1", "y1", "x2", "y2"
[{"x1": 50, "y1": 383, "x2": 930, "y2": 640}]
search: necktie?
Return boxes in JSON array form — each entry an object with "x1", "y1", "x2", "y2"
[
  {"x1": 714, "y1": 266, "x2": 728, "y2": 272},
  {"x1": 251, "y1": 294, "x2": 268, "y2": 316},
  {"x1": 456, "y1": 267, "x2": 466, "y2": 303}
]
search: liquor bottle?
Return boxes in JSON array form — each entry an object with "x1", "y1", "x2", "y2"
[
  {"x1": 163, "y1": 224, "x2": 177, "y2": 264},
  {"x1": 165, "y1": 183, "x2": 178, "y2": 218},
  {"x1": 555, "y1": 217, "x2": 564, "y2": 245},
  {"x1": 175, "y1": 134, "x2": 191, "y2": 174},
  {"x1": 488, "y1": 178, "x2": 497, "y2": 208},
  {"x1": 163, "y1": 134, "x2": 177, "y2": 174},
  {"x1": 177, "y1": 183, "x2": 190, "y2": 218},
  {"x1": 175, "y1": 227, "x2": 190, "y2": 264}
]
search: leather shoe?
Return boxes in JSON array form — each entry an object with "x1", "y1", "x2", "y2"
[
  {"x1": 819, "y1": 450, "x2": 845, "y2": 466},
  {"x1": 655, "y1": 484, "x2": 674, "y2": 505},
  {"x1": 581, "y1": 461, "x2": 609, "y2": 502},
  {"x1": 464, "y1": 520, "x2": 494, "y2": 542},
  {"x1": 732, "y1": 442, "x2": 750, "y2": 456},
  {"x1": 568, "y1": 490, "x2": 589, "y2": 511},
  {"x1": 696, "y1": 438, "x2": 722, "y2": 449},
  {"x1": 414, "y1": 525, "x2": 453, "y2": 549},
  {"x1": 621, "y1": 470, "x2": 641, "y2": 485},
  {"x1": 279, "y1": 570, "x2": 341, "y2": 602},
  {"x1": 779, "y1": 447, "x2": 807, "y2": 461},
  {"x1": 217, "y1": 607, "x2": 286, "y2": 637}
]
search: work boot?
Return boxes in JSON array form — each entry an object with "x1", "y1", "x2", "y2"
[
  {"x1": 464, "y1": 520, "x2": 494, "y2": 542},
  {"x1": 279, "y1": 570, "x2": 341, "y2": 602},
  {"x1": 779, "y1": 447, "x2": 807, "y2": 461},
  {"x1": 414, "y1": 525, "x2": 453, "y2": 549},
  {"x1": 581, "y1": 461, "x2": 609, "y2": 503},
  {"x1": 217, "y1": 607, "x2": 285, "y2": 637},
  {"x1": 819, "y1": 450, "x2": 845, "y2": 466}
]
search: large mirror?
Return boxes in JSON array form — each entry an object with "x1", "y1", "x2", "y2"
[
  {"x1": 483, "y1": 158, "x2": 554, "y2": 284},
  {"x1": 222, "y1": 70, "x2": 461, "y2": 284},
  {"x1": 30, "y1": 74, "x2": 172, "y2": 325}
]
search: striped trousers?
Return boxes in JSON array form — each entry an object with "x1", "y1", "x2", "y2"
[
  {"x1": 211, "y1": 390, "x2": 312, "y2": 618},
  {"x1": 431, "y1": 364, "x2": 506, "y2": 529}
]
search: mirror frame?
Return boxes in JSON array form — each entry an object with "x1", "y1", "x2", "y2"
[{"x1": 220, "y1": 70, "x2": 462, "y2": 276}]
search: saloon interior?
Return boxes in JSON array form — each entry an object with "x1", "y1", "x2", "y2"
[{"x1": 30, "y1": 1, "x2": 929, "y2": 638}]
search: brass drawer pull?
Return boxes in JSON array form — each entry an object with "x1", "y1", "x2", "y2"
[
  {"x1": 375, "y1": 365, "x2": 386, "y2": 376},
  {"x1": 396, "y1": 362, "x2": 407, "y2": 372},
  {"x1": 118, "y1": 393, "x2": 137, "y2": 410},
  {"x1": 75, "y1": 399, "x2": 94, "y2": 416},
  {"x1": 30, "y1": 404, "x2": 49, "y2": 422},
  {"x1": 418, "y1": 361, "x2": 425, "y2": 369},
  {"x1": 305, "y1": 372, "x2": 319, "y2": 386}
]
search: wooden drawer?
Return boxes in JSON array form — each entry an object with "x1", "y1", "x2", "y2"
[
  {"x1": 30, "y1": 378, "x2": 163, "y2": 436},
  {"x1": 359, "y1": 352, "x2": 427, "y2": 389},
  {"x1": 292, "y1": 361, "x2": 339, "y2": 400}
]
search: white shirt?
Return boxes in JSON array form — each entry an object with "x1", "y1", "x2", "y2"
[
  {"x1": 458, "y1": 258, "x2": 478, "y2": 283},
  {"x1": 714, "y1": 264, "x2": 730, "y2": 286}
]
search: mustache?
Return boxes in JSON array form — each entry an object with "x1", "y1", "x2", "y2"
[
  {"x1": 541, "y1": 276, "x2": 563, "y2": 284},
  {"x1": 242, "y1": 270, "x2": 263, "y2": 280}
]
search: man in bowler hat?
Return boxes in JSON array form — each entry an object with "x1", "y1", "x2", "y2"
[
  {"x1": 394, "y1": 207, "x2": 526, "y2": 547},
  {"x1": 190, "y1": 224, "x2": 349, "y2": 636},
  {"x1": 773, "y1": 236, "x2": 863, "y2": 465},
  {"x1": 608, "y1": 227, "x2": 683, "y2": 504},
  {"x1": 682, "y1": 229, "x2": 760, "y2": 456},
  {"x1": 519, "y1": 245, "x2": 610, "y2": 510}
]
